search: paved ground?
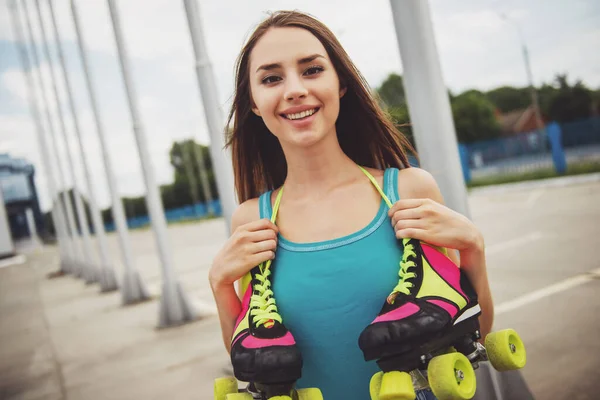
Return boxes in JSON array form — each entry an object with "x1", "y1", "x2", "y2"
[{"x1": 1, "y1": 176, "x2": 599, "y2": 400}]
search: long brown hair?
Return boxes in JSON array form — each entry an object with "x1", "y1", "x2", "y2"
[{"x1": 226, "y1": 10, "x2": 414, "y2": 202}]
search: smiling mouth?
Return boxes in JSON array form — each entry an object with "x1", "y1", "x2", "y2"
[{"x1": 282, "y1": 108, "x2": 320, "y2": 120}]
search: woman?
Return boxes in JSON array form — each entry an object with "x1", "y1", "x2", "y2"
[{"x1": 209, "y1": 10, "x2": 493, "y2": 400}]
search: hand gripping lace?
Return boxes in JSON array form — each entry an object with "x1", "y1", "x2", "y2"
[
  {"x1": 249, "y1": 187, "x2": 284, "y2": 329},
  {"x1": 387, "y1": 238, "x2": 417, "y2": 304}
]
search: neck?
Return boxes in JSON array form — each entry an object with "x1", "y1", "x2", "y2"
[{"x1": 280, "y1": 131, "x2": 361, "y2": 199}]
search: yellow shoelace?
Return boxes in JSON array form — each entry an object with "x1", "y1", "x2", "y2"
[
  {"x1": 387, "y1": 238, "x2": 417, "y2": 304},
  {"x1": 250, "y1": 188, "x2": 284, "y2": 329}
]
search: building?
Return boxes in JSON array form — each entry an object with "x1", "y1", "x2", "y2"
[
  {"x1": 495, "y1": 105, "x2": 543, "y2": 135},
  {"x1": 0, "y1": 154, "x2": 45, "y2": 242}
]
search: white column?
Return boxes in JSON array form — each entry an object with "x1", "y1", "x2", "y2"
[
  {"x1": 8, "y1": 1, "x2": 69, "y2": 264},
  {"x1": 106, "y1": 0, "x2": 197, "y2": 326},
  {"x1": 182, "y1": 0, "x2": 238, "y2": 231},
  {"x1": 70, "y1": 0, "x2": 150, "y2": 303},
  {"x1": 33, "y1": 0, "x2": 99, "y2": 283},
  {"x1": 389, "y1": 0, "x2": 470, "y2": 217},
  {"x1": 20, "y1": 0, "x2": 80, "y2": 273},
  {"x1": 46, "y1": 0, "x2": 118, "y2": 292}
]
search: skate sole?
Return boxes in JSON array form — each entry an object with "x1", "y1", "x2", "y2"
[
  {"x1": 376, "y1": 314, "x2": 482, "y2": 373},
  {"x1": 234, "y1": 367, "x2": 302, "y2": 388}
]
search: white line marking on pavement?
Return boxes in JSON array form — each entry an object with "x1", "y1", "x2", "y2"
[
  {"x1": 486, "y1": 232, "x2": 544, "y2": 255},
  {"x1": 496, "y1": 268, "x2": 600, "y2": 315},
  {"x1": 0, "y1": 254, "x2": 26, "y2": 269},
  {"x1": 525, "y1": 189, "x2": 545, "y2": 208}
]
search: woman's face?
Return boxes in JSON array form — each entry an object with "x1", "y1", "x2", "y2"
[{"x1": 249, "y1": 27, "x2": 345, "y2": 148}]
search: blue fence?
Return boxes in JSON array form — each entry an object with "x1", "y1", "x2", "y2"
[
  {"x1": 460, "y1": 116, "x2": 600, "y2": 182},
  {"x1": 104, "y1": 199, "x2": 222, "y2": 232}
]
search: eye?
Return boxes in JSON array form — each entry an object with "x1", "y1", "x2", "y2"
[
  {"x1": 261, "y1": 75, "x2": 281, "y2": 85},
  {"x1": 304, "y1": 65, "x2": 324, "y2": 76}
]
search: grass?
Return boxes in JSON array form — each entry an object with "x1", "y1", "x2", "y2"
[{"x1": 467, "y1": 161, "x2": 600, "y2": 188}]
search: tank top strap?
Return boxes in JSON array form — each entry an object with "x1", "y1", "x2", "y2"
[
  {"x1": 258, "y1": 190, "x2": 273, "y2": 219},
  {"x1": 383, "y1": 167, "x2": 401, "y2": 204},
  {"x1": 259, "y1": 167, "x2": 401, "y2": 219}
]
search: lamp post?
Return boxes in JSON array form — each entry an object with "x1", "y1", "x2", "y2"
[{"x1": 499, "y1": 13, "x2": 545, "y2": 132}]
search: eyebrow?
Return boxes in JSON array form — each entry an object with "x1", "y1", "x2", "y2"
[{"x1": 255, "y1": 54, "x2": 325, "y2": 73}]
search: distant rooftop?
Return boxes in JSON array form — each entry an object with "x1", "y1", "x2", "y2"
[
  {"x1": 0, "y1": 154, "x2": 35, "y2": 203},
  {"x1": 0, "y1": 154, "x2": 34, "y2": 174}
]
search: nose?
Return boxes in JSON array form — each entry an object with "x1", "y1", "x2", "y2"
[{"x1": 283, "y1": 74, "x2": 308, "y2": 101}]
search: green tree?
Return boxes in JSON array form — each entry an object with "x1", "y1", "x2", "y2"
[
  {"x1": 377, "y1": 73, "x2": 406, "y2": 108},
  {"x1": 485, "y1": 86, "x2": 531, "y2": 113},
  {"x1": 538, "y1": 83, "x2": 559, "y2": 119},
  {"x1": 546, "y1": 74, "x2": 593, "y2": 123},
  {"x1": 168, "y1": 139, "x2": 218, "y2": 208},
  {"x1": 450, "y1": 91, "x2": 501, "y2": 143},
  {"x1": 376, "y1": 73, "x2": 414, "y2": 146},
  {"x1": 386, "y1": 105, "x2": 414, "y2": 146},
  {"x1": 122, "y1": 196, "x2": 147, "y2": 219},
  {"x1": 592, "y1": 88, "x2": 600, "y2": 115}
]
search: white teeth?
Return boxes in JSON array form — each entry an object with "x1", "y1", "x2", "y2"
[{"x1": 285, "y1": 108, "x2": 317, "y2": 120}]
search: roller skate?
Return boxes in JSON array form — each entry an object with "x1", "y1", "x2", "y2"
[
  {"x1": 358, "y1": 238, "x2": 526, "y2": 400},
  {"x1": 214, "y1": 191, "x2": 322, "y2": 400}
]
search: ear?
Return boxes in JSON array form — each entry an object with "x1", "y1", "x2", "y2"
[
  {"x1": 339, "y1": 86, "x2": 347, "y2": 98},
  {"x1": 251, "y1": 99, "x2": 261, "y2": 116}
]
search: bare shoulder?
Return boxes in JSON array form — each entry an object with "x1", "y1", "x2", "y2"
[
  {"x1": 230, "y1": 197, "x2": 261, "y2": 232},
  {"x1": 397, "y1": 167, "x2": 444, "y2": 202}
]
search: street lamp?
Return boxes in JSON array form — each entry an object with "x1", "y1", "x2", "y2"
[{"x1": 499, "y1": 13, "x2": 545, "y2": 133}]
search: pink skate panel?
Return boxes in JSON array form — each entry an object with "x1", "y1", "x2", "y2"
[
  {"x1": 427, "y1": 299, "x2": 458, "y2": 318},
  {"x1": 235, "y1": 286, "x2": 253, "y2": 329},
  {"x1": 373, "y1": 302, "x2": 419, "y2": 324},
  {"x1": 421, "y1": 244, "x2": 468, "y2": 299},
  {"x1": 231, "y1": 331, "x2": 245, "y2": 348},
  {"x1": 241, "y1": 331, "x2": 296, "y2": 349}
]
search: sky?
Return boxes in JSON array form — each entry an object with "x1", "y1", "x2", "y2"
[{"x1": 0, "y1": 0, "x2": 599, "y2": 212}]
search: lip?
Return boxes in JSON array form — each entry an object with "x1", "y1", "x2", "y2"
[
  {"x1": 280, "y1": 107, "x2": 319, "y2": 128},
  {"x1": 279, "y1": 105, "x2": 320, "y2": 115}
]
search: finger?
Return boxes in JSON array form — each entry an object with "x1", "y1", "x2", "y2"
[
  {"x1": 394, "y1": 218, "x2": 425, "y2": 233},
  {"x1": 388, "y1": 199, "x2": 426, "y2": 217},
  {"x1": 248, "y1": 250, "x2": 276, "y2": 267},
  {"x1": 246, "y1": 229, "x2": 278, "y2": 243},
  {"x1": 242, "y1": 218, "x2": 279, "y2": 233},
  {"x1": 395, "y1": 227, "x2": 428, "y2": 241},
  {"x1": 390, "y1": 208, "x2": 423, "y2": 227},
  {"x1": 250, "y1": 239, "x2": 278, "y2": 254}
]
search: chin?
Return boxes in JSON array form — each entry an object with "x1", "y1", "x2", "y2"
[{"x1": 288, "y1": 130, "x2": 327, "y2": 148}]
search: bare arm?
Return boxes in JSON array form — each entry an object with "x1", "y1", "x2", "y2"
[
  {"x1": 209, "y1": 280, "x2": 243, "y2": 353},
  {"x1": 457, "y1": 244, "x2": 494, "y2": 339},
  {"x1": 208, "y1": 198, "x2": 278, "y2": 352}
]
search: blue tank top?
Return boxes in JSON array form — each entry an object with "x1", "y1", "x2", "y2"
[{"x1": 258, "y1": 168, "x2": 403, "y2": 399}]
